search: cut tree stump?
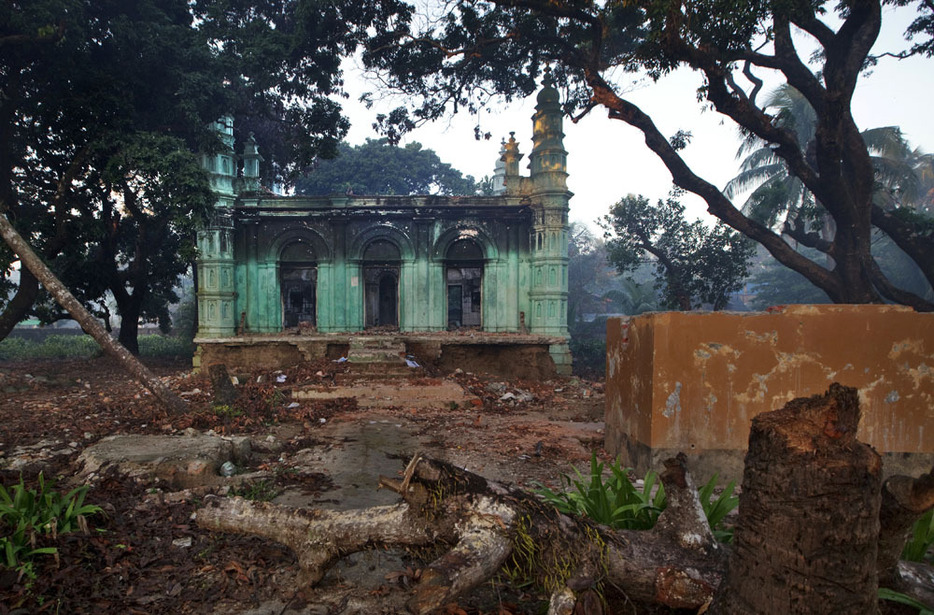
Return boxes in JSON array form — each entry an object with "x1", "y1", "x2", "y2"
[
  {"x1": 207, "y1": 363, "x2": 239, "y2": 407},
  {"x1": 197, "y1": 452, "x2": 727, "y2": 613},
  {"x1": 196, "y1": 384, "x2": 934, "y2": 614},
  {"x1": 711, "y1": 383, "x2": 882, "y2": 614}
]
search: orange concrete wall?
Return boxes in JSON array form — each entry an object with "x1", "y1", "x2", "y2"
[{"x1": 606, "y1": 305, "x2": 933, "y2": 476}]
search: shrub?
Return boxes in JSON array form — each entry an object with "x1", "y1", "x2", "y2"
[
  {"x1": 534, "y1": 453, "x2": 665, "y2": 530},
  {"x1": 697, "y1": 473, "x2": 739, "y2": 543},
  {"x1": 228, "y1": 479, "x2": 280, "y2": 502},
  {"x1": 138, "y1": 334, "x2": 194, "y2": 358},
  {"x1": 0, "y1": 333, "x2": 193, "y2": 361},
  {"x1": 534, "y1": 452, "x2": 738, "y2": 541},
  {"x1": 0, "y1": 473, "x2": 102, "y2": 580},
  {"x1": 878, "y1": 588, "x2": 934, "y2": 615},
  {"x1": 902, "y1": 508, "x2": 934, "y2": 563},
  {"x1": 0, "y1": 335, "x2": 100, "y2": 361}
]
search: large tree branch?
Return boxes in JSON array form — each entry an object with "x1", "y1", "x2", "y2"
[
  {"x1": 870, "y1": 204, "x2": 934, "y2": 290},
  {"x1": 788, "y1": 2, "x2": 837, "y2": 49},
  {"x1": 867, "y1": 259, "x2": 933, "y2": 312},
  {"x1": 771, "y1": 15, "x2": 828, "y2": 115},
  {"x1": 199, "y1": 454, "x2": 728, "y2": 613},
  {"x1": 0, "y1": 208, "x2": 187, "y2": 413},
  {"x1": 654, "y1": 14, "x2": 833, "y2": 214},
  {"x1": 583, "y1": 72, "x2": 841, "y2": 299},
  {"x1": 822, "y1": 0, "x2": 881, "y2": 102}
]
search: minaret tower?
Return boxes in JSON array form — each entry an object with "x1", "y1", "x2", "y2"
[
  {"x1": 195, "y1": 116, "x2": 237, "y2": 338},
  {"x1": 528, "y1": 69, "x2": 571, "y2": 340}
]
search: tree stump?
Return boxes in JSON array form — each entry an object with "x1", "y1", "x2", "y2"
[
  {"x1": 208, "y1": 363, "x2": 239, "y2": 407},
  {"x1": 711, "y1": 383, "x2": 883, "y2": 614},
  {"x1": 197, "y1": 453, "x2": 727, "y2": 613}
]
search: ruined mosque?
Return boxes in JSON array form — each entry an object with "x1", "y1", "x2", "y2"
[{"x1": 194, "y1": 76, "x2": 572, "y2": 376}]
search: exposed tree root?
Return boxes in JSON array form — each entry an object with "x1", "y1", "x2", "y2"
[
  {"x1": 197, "y1": 385, "x2": 934, "y2": 614},
  {"x1": 197, "y1": 453, "x2": 727, "y2": 613}
]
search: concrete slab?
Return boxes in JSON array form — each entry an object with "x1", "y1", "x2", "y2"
[
  {"x1": 77, "y1": 433, "x2": 251, "y2": 489},
  {"x1": 292, "y1": 380, "x2": 478, "y2": 408}
]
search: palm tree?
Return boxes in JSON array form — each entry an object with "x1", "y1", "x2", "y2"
[
  {"x1": 603, "y1": 278, "x2": 659, "y2": 315},
  {"x1": 725, "y1": 85, "x2": 932, "y2": 229},
  {"x1": 724, "y1": 85, "x2": 934, "y2": 304},
  {"x1": 724, "y1": 85, "x2": 818, "y2": 232}
]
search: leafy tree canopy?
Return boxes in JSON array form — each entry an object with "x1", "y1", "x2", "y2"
[
  {"x1": 361, "y1": 0, "x2": 934, "y2": 311},
  {"x1": 0, "y1": 0, "x2": 411, "y2": 349},
  {"x1": 602, "y1": 194, "x2": 755, "y2": 311},
  {"x1": 294, "y1": 139, "x2": 482, "y2": 196}
]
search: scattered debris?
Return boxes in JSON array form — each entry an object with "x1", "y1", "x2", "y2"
[{"x1": 0, "y1": 355, "x2": 607, "y2": 614}]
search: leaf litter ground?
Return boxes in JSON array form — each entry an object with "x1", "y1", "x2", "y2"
[{"x1": 0, "y1": 356, "x2": 610, "y2": 614}]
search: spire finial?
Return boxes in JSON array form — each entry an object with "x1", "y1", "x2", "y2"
[{"x1": 543, "y1": 65, "x2": 554, "y2": 88}]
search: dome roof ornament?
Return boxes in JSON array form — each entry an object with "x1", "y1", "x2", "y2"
[
  {"x1": 542, "y1": 65, "x2": 555, "y2": 88},
  {"x1": 537, "y1": 66, "x2": 560, "y2": 106}
]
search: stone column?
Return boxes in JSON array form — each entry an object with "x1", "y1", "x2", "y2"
[
  {"x1": 527, "y1": 70, "x2": 571, "y2": 340},
  {"x1": 196, "y1": 116, "x2": 237, "y2": 338}
]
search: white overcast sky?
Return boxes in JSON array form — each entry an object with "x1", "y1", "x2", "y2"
[{"x1": 341, "y1": 6, "x2": 933, "y2": 229}]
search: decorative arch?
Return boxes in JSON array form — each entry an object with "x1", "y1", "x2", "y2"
[
  {"x1": 268, "y1": 228, "x2": 329, "y2": 330},
  {"x1": 347, "y1": 224, "x2": 415, "y2": 262},
  {"x1": 267, "y1": 227, "x2": 332, "y2": 263},
  {"x1": 435, "y1": 226, "x2": 492, "y2": 330},
  {"x1": 430, "y1": 225, "x2": 498, "y2": 262},
  {"x1": 350, "y1": 225, "x2": 413, "y2": 329}
]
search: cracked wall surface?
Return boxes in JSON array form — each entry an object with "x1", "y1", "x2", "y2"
[
  {"x1": 194, "y1": 79, "x2": 573, "y2": 375},
  {"x1": 606, "y1": 305, "x2": 934, "y2": 481}
]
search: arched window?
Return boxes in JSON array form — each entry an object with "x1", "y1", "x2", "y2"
[
  {"x1": 446, "y1": 239, "x2": 483, "y2": 330},
  {"x1": 363, "y1": 239, "x2": 401, "y2": 262},
  {"x1": 363, "y1": 239, "x2": 401, "y2": 328},
  {"x1": 280, "y1": 240, "x2": 317, "y2": 329}
]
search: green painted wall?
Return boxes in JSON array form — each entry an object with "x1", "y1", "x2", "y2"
[{"x1": 196, "y1": 79, "x2": 571, "y2": 353}]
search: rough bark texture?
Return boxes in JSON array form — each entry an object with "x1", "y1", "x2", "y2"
[
  {"x1": 197, "y1": 453, "x2": 727, "y2": 614},
  {"x1": 878, "y1": 466, "x2": 934, "y2": 602},
  {"x1": 710, "y1": 383, "x2": 883, "y2": 614},
  {"x1": 196, "y1": 386, "x2": 934, "y2": 613},
  {"x1": 0, "y1": 212, "x2": 188, "y2": 414}
]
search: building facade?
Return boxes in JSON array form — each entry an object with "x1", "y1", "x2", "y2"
[{"x1": 195, "y1": 77, "x2": 572, "y2": 372}]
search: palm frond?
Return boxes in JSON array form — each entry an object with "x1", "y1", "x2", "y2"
[{"x1": 724, "y1": 162, "x2": 786, "y2": 198}]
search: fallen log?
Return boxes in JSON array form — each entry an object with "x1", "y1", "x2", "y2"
[
  {"x1": 197, "y1": 452, "x2": 728, "y2": 613},
  {"x1": 196, "y1": 384, "x2": 934, "y2": 613}
]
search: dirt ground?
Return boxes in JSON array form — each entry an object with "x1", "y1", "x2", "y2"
[{"x1": 0, "y1": 356, "x2": 614, "y2": 615}]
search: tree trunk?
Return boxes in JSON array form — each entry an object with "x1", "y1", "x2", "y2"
[
  {"x1": 0, "y1": 211, "x2": 187, "y2": 414},
  {"x1": 0, "y1": 265, "x2": 39, "y2": 340},
  {"x1": 197, "y1": 453, "x2": 728, "y2": 614},
  {"x1": 116, "y1": 293, "x2": 142, "y2": 355},
  {"x1": 197, "y1": 386, "x2": 934, "y2": 614},
  {"x1": 710, "y1": 384, "x2": 882, "y2": 614}
]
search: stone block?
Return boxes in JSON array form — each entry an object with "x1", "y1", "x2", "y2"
[{"x1": 606, "y1": 305, "x2": 934, "y2": 482}]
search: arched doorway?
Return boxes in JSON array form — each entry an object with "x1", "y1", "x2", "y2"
[
  {"x1": 446, "y1": 239, "x2": 483, "y2": 329},
  {"x1": 280, "y1": 241, "x2": 317, "y2": 328},
  {"x1": 363, "y1": 239, "x2": 400, "y2": 328}
]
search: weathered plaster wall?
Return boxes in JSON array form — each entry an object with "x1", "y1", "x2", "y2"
[
  {"x1": 195, "y1": 334, "x2": 566, "y2": 378},
  {"x1": 606, "y1": 305, "x2": 934, "y2": 481}
]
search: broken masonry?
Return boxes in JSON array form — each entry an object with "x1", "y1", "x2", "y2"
[{"x1": 195, "y1": 75, "x2": 573, "y2": 373}]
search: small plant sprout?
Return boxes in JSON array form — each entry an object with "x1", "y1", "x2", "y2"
[
  {"x1": 534, "y1": 452, "x2": 738, "y2": 541},
  {"x1": 0, "y1": 473, "x2": 103, "y2": 580}
]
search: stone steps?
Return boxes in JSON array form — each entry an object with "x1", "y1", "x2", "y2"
[{"x1": 343, "y1": 336, "x2": 413, "y2": 380}]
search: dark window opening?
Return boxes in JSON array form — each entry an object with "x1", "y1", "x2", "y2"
[
  {"x1": 364, "y1": 266, "x2": 399, "y2": 328},
  {"x1": 281, "y1": 265, "x2": 317, "y2": 328},
  {"x1": 446, "y1": 238, "x2": 483, "y2": 330}
]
